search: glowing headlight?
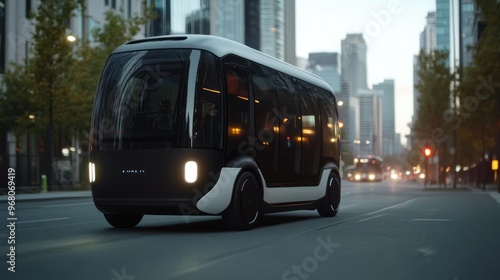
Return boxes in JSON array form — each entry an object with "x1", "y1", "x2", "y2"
[
  {"x1": 185, "y1": 161, "x2": 198, "y2": 183},
  {"x1": 368, "y1": 174, "x2": 375, "y2": 181},
  {"x1": 89, "y1": 162, "x2": 96, "y2": 183},
  {"x1": 354, "y1": 174, "x2": 361, "y2": 181}
]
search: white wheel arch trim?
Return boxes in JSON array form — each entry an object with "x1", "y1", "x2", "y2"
[
  {"x1": 197, "y1": 167, "x2": 332, "y2": 215},
  {"x1": 196, "y1": 168, "x2": 241, "y2": 214}
]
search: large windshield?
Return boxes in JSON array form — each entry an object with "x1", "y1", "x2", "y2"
[{"x1": 90, "y1": 49, "x2": 222, "y2": 150}]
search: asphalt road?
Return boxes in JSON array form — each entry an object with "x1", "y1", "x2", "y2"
[{"x1": 1, "y1": 180, "x2": 500, "y2": 280}]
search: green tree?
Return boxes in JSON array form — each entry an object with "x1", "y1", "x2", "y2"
[
  {"x1": 413, "y1": 49, "x2": 454, "y2": 184},
  {"x1": 0, "y1": 63, "x2": 35, "y2": 134},
  {"x1": 456, "y1": 0, "x2": 500, "y2": 167},
  {"x1": 70, "y1": 1, "x2": 156, "y2": 139},
  {"x1": 0, "y1": 0, "x2": 156, "y2": 188},
  {"x1": 413, "y1": 49, "x2": 454, "y2": 143}
]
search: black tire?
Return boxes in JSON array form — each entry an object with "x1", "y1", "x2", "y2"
[
  {"x1": 104, "y1": 213, "x2": 143, "y2": 228},
  {"x1": 222, "y1": 171, "x2": 261, "y2": 230},
  {"x1": 317, "y1": 172, "x2": 341, "y2": 217}
]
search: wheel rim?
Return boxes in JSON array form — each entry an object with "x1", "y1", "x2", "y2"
[{"x1": 240, "y1": 178, "x2": 260, "y2": 224}]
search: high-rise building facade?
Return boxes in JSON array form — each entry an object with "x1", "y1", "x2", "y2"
[
  {"x1": 260, "y1": 0, "x2": 285, "y2": 60},
  {"x1": 145, "y1": 0, "x2": 293, "y2": 64},
  {"x1": 460, "y1": 0, "x2": 474, "y2": 67},
  {"x1": 283, "y1": 0, "x2": 296, "y2": 66},
  {"x1": 341, "y1": 34, "x2": 368, "y2": 96},
  {"x1": 340, "y1": 34, "x2": 367, "y2": 153},
  {"x1": 373, "y1": 79, "x2": 396, "y2": 157},
  {"x1": 420, "y1": 12, "x2": 436, "y2": 54},
  {"x1": 436, "y1": 0, "x2": 450, "y2": 66},
  {"x1": 308, "y1": 52, "x2": 340, "y2": 93},
  {"x1": 358, "y1": 89, "x2": 383, "y2": 157}
]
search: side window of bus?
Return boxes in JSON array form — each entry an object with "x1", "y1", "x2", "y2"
[
  {"x1": 275, "y1": 72, "x2": 302, "y2": 181},
  {"x1": 252, "y1": 63, "x2": 280, "y2": 182},
  {"x1": 297, "y1": 80, "x2": 321, "y2": 177},
  {"x1": 223, "y1": 58, "x2": 251, "y2": 157},
  {"x1": 318, "y1": 90, "x2": 339, "y2": 159},
  {"x1": 193, "y1": 52, "x2": 222, "y2": 149}
]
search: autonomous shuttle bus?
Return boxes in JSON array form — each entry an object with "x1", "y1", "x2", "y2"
[{"x1": 89, "y1": 35, "x2": 341, "y2": 229}]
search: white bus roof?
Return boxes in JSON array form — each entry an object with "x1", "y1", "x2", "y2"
[{"x1": 113, "y1": 35, "x2": 335, "y2": 94}]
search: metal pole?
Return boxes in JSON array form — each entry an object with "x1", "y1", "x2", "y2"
[{"x1": 425, "y1": 156, "x2": 428, "y2": 189}]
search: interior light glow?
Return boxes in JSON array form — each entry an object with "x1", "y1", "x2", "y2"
[{"x1": 202, "y1": 87, "x2": 221, "y2": 94}]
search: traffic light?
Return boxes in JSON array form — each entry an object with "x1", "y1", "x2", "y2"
[{"x1": 424, "y1": 148, "x2": 432, "y2": 157}]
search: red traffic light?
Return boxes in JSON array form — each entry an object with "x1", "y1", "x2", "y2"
[{"x1": 424, "y1": 148, "x2": 432, "y2": 157}]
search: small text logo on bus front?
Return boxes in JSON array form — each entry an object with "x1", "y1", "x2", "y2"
[{"x1": 121, "y1": 169, "x2": 146, "y2": 174}]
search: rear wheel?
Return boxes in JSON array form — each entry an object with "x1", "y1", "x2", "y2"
[
  {"x1": 104, "y1": 213, "x2": 143, "y2": 228},
  {"x1": 317, "y1": 172, "x2": 341, "y2": 217},
  {"x1": 222, "y1": 171, "x2": 261, "y2": 230}
]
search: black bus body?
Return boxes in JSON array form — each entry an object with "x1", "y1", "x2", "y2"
[{"x1": 89, "y1": 35, "x2": 341, "y2": 229}]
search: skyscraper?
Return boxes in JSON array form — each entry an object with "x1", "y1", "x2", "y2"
[
  {"x1": 341, "y1": 34, "x2": 368, "y2": 96},
  {"x1": 436, "y1": 0, "x2": 450, "y2": 66},
  {"x1": 373, "y1": 79, "x2": 396, "y2": 157},
  {"x1": 459, "y1": 0, "x2": 474, "y2": 67},
  {"x1": 260, "y1": 0, "x2": 285, "y2": 60},
  {"x1": 145, "y1": 0, "x2": 291, "y2": 64},
  {"x1": 420, "y1": 12, "x2": 436, "y2": 54},
  {"x1": 358, "y1": 89, "x2": 383, "y2": 157},
  {"x1": 340, "y1": 34, "x2": 368, "y2": 152},
  {"x1": 213, "y1": 0, "x2": 245, "y2": 43},
  {"x1": 283, "y1": 0, "x2": 296, "y2": 66},
  {"x1": 308, "y1": 52, "x2": 340, "y2": 93}
]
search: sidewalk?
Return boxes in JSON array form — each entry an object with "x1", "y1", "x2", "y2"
[{"x1": 0, "y1": 190, "x2": 92, "y2": 201}]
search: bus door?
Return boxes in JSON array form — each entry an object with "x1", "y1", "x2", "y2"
[
  {"x1": 275, "y1": 72, "x2": 302, "y2": 185},
  {"x1": 223, "y1": 57, "x2": 253, "y2": 161}
]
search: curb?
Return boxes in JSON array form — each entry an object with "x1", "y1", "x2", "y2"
[{"x1": 0, "y1": 191, "x2": 93, "y2": 202}]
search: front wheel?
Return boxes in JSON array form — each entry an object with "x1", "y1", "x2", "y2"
[
  {"x1": 317, "y1": 172, "x2": 341, "y2": 217},
  {"x1": 104, "y1": 213, "x2": 143, "y2": 228},
  {"x1": 222, "y1": 171, "x2": 261, "y2": 230}
]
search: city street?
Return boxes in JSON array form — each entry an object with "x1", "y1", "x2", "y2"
[{"x1": 1, "y1": 181, "x2": 500, "y2": 280}]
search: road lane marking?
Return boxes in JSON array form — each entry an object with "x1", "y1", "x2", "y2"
[
  {"x1": 412, "y1": 218, "x2": 450, "y2": 222},
  {"x1": 42, "y1": 202, "x2": 94, "y2": 208},
  {"x1": 17, "y1": 217, "x2": 69, "y2": 224},
  {"x1": 416, "y1": 247, "x2": 436, "y2": 256},
  {"x1": 357, "y1": 213, "x2": 386, "y2": 223},
  {"x1": 365, "y1": 197, "x2": 419, "y2": 216}
]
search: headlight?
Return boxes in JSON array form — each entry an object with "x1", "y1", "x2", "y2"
[
  {"x1": 89, "y1": 162, "x2": 96, "y2": 183},
  {"x1": 368, "y1": 174, "x2": 375, "y2": 181},
  {"x1": 354, "y1": 174, "x2": 361, "y2": 181},
  {"x1": 185, "y1": 161, "x2": 198, "y2": 183}
]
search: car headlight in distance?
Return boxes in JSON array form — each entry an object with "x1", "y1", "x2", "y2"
[
  {"x1": 185, "y1": 161, "x2": 197, "y2": 183},
  {"x1": 368, "y1": 174, "x2": 375, "y2": 181},
  {"x1": 354, "y1": 174, "x2": 361, "y2": 181}
]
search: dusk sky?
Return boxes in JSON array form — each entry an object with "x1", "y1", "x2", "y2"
[{"x1": 296, "y1": 0, "x2": 436, "y2": 143}]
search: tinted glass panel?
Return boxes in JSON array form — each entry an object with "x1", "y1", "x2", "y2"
[
  {"x1": 276, "y1": 72, "x2": 301, "y2": 183},
  {"x1": 252, "y1": 63, "x2": 280, "y2": 183},
  {"x1": 223, "y1": 58, "x2": 251, "y2": 158},
  {"x1": 91, "y1": 49, "x2": 191, "y2": 150},
  {"x1": 298, "y1": 81, "x2": 321, "y2": 179},
  {"x1": 319, "y1": 89, "x2": 339, "y2": 159},
  {"x1": 193, "y1": 52, "x2": 222, "y2": 149}
]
